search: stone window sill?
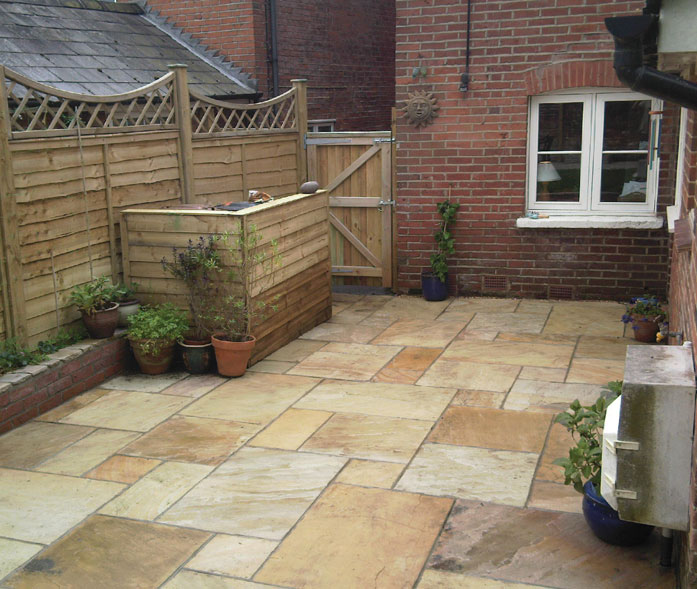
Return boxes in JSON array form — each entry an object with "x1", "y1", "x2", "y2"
[{"x1": 515, "y1": 215, "x2": 664, "y2": 230}]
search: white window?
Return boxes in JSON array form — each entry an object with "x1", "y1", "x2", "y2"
[
  {"x1": 308, "y1": 119, "x2": 336, "y2": 132},
  {"x1": 527, "y1": 90, "x2": 662, "y2": 216}
]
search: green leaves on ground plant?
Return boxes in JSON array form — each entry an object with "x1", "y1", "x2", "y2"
[
  {"x1": 126, "y1": 304, "x2": 189, "y2": 356},
  {"x1": 430, "y1": 200, "x2": 459, "y2": 282}
]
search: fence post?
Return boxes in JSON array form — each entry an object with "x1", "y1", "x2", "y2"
[
  {"x1": 170, "y1": 64, "x2": 194, "y2": 204},
  {"x1": 0, "y1": 66, "x2": 27, "y2": 343},
  {"x1": 292, "y1": 79, "x2": 308, "y2": 186}
]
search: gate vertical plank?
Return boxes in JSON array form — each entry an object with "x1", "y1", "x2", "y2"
[{"x1": 381, "y1": 141, "x2": 392, "y2": 287}]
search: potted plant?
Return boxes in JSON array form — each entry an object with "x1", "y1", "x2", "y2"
[
  {"x1": 554, "y1": 381, "x2": 654, "y2": 545},
  {"x1": 422, "y1": 200, "x2": 459, "y2": 301},
  {"x1": 113, "y1": 282, "x2": 140, "y2": 328},
  {"x1": 126, "y1": 304, "x2": 189, "y2": 375},
  {"x1": 69, "y1": 275, "x2": 119, "y2": 338},
  {"x1": 621, "y1": 295, "x2": 665, "y2": 343},
  {"x1": 161, "y1": 237, "x2": 222, "y2": 373},
  {"x1": 206, "y1": 227, "x2": 281, "y2": 377}
]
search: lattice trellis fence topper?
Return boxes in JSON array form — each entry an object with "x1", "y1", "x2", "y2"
[
  {"x1": 190, "y1": 87, "x2": 297, "y2": 135},
  {"x1": 3, "y1": 67, "x2": 177, "y2": 138}
]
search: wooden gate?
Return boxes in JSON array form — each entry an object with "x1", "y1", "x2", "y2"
[{"x1": 306, "y1": 131, "x2": 394, "y2": 288}]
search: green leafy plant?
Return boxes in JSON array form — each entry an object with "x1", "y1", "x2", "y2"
[
  {"x1": 621, "y1": 295, "x2": 665, "y2": 326},
  {"x1": 161, "y1": 236, "x2": 222, "y2": 339},
  {"x1": 553, "y1": 381, "x2": 622, "y2": 494},
  {"x1": 35, "y1": 327, "x2": 87, "y2": 355},
  {"x1": 70, "y1": 276, "x2": 118, "y2": 316},
  {"x1": 112, "y1": 282, "x2": 139, "y2": 303},
  {"x1": 429, "y1": 200, "x2": 460, "y2": 282},
  {"x1": 126, "y1": 304, "x2": 189, "y2": 356},
  {"x1": 0, "y1": 339, "x2": 46, "y2": 374},
  {"x1": 204, "y1": 226, "x2": 282, "y2": 342}
]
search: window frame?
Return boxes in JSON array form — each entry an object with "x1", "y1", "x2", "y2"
[{"x1": 526, "y1": 89, "x2": 662, "y2": 216}]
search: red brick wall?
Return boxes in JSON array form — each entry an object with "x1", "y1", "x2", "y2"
[
  {"x1": 0, "y1": 338, "x2": 128, "y2": 434},
  {"x1": 395, "y1": 0, "x2": 677, "y2": 300},
  {"x1": 668, "y1": 105, "x2": 697, "y2": 586},
  {"x1": 140, "y1": 0, "x2": 396, "y2": 130}
]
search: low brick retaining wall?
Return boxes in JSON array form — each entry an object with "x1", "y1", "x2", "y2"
[{"x1": 0, "y1": 336, "x2": 129, "y2": 434}]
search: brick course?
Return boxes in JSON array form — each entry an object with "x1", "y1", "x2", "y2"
[
  {"x1": 140, "y1": 0, "x2": 396, "y2": 130},
  {"x1": 395, "y1": 0, "x2": 677, "y2": 300},
  {"x1": 0, "y1": 337, "x2": 128, "y2": 434}
]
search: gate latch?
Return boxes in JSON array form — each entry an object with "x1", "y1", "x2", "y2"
[{"x1": 378, "y1": 199, "x2": 395, "y2": 212}]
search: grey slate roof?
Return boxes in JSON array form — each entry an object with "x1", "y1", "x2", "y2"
[{"x1": 0, "y1": 0, "x2": 258, "y2": 97}]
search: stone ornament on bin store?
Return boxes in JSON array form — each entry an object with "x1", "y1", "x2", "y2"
[{"x1": 402, "y1": 90, "x2": 439, "y2": 127}]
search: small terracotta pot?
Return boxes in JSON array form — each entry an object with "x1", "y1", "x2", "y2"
[
  {"x1": 630, "y1": 315, "x2": 661, "y2": 343},
  {"x1": 82, "y1": 303, "x2": 120, "y2": 338},
  {"x1": 129, "y1": 338, "x2": 176, "y2": 375},
  {"x1": 211, "y1": 334, "x2": 256, "y2": 377}
]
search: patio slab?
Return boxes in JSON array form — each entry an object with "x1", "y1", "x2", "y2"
[
  {"x1": 185, "y1": 534, "x2": 277, "y2": 578},
  {"x1": 289, "y1": 342, "x2": 401, "y2": 380},
  {"x1": 0, "y1": 421, "x2": 93, "y2": 469},
  {"x1": 373, "y1": 346, "x2": 442, "y2": 384},
  {"x1": 4, "y1": 515, "x2": 209, "y2": 589},
  {"x1": 256, "y1": 483, "x2": 452, "y2": 588},
  {"x1": 371, "y1": 318, "x2": 466, "y2": 347},
  {"x1": 417, "y1": 359, "x2": 520, "y2": 392}
]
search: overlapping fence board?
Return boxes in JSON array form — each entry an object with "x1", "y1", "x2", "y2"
[{"x1": 121, "y1": 191, "x2": 331, "y2": 364}]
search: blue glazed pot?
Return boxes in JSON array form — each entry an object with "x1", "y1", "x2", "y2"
[
  {"x1": 582, "y1": 481, "x2": 654, "y2": 546},
  {"x1": 422, "y1": 272, "x2": 448, "y2": 301}
]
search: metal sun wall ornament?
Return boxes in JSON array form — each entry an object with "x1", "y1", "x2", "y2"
[{"x1": 402, "y1": 90, "x2": 439, "y2": 128}]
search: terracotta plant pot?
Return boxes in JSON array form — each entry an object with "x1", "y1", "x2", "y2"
[
  {"x1": 630, "y1": 315, "x2": 661, "y2": 343},
  {"x1": 211, "y1": 334, "x2": 256, "y2": 377},
  {"x1": 180, "y1": 340, "x2": 214, "y2": 374},
  {"x1": 129, "y1": 338, "x2": 176, "y2": 375},
  {"x1": 81, "y1": 303, "x2": 120, "y2": 338},
  {"x1": 117, "y1": 299, "x2": 140, "y2": 328}
]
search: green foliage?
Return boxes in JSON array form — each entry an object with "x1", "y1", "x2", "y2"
[
  {"x1": 70, "y1": 276, "x2": 118, "y2": 316},
  {"x1": 429, "y1": 200, "x2": 460, "y2": 282},
  {"x1": 126, "y1": 304, "x2": 189, "y2": 355},
  {"x1": 623, "y1": 295, "x2": 665, "y2": 322},
  {"x1": 161, "y1": 236, "x2": 222, "y2": 339},
  {"x1": 112, "y1": 282, "x2": 139, "y2": 303},
  {"x1": 553, "y1": 381, "x2": 621, "y2": 494},
  {"x1": 204, "y1": 226, "x2": 282, "y2": 342},
  {"x1": 0, "y1": 339, "x2": 46, "y2": 374},
  {"x1": 0, "y1": 327, "x2": 88, "y2": 375}
]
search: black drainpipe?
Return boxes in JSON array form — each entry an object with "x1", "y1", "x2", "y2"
[
  {"x1": 266, "y1": 0, "x2": 279, "y2": 97},
  {"x1": 605, "y1": 4, "x2": 697, "y2": 111}
]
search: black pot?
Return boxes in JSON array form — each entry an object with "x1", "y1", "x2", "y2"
[
  {"x1": 421, "y1": 271, "x2": 448, "y2": 301},
  {"x1": 582, "y1": 481, "x2": 654, "y2": 546},
  {"x1": 179, "y1": 341, "x2": 214, "y2": 374}
]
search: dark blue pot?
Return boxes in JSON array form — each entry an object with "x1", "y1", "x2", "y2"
[
  {"x1": 422, "y1": 272, "x2": 448, "y2": 301},
  {"x1": 582, "y1": 481, "x2": 654, "y2": 546}
]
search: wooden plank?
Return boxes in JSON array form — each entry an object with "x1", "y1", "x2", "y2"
[
  {"x1": 331, "y1": 266, "x2": 382, "y2": 277},
  {"x1": 329, "y1": 212, "x2": 381, "y2": 268},
  {"x1": 0, "y1": 65, "x2": 27, "y2": 340},
  {"x1": 292, "y1": 79, "x2": 307, "y2": 187},
  {"x1": 9, "y1": 130, "x2": 181, "y2": 152},
  {"x1": 120, "y1": 214, "x2": 132, "y2": 285},
  {"x1": 14, "y1": 176, "x2": 107, "y2": 203},
  {"x1": 324, "y1": 145, "x2": 380, "y2": 193},
  {"x1": 381, "y1": 140, "x2": 392, "y2": 288},
  {"x1": 11, "y1": 145, "x2": 103, "y2": 174},
  {"x1": 17, "y1": 189, "x2": 106, "y2": 226},
  {"x1": 329, "y1": 196, "x2": 380, "y2": 208},
  {"x1": 102, "y1": 143, "x2": 119, "y2": 283}
]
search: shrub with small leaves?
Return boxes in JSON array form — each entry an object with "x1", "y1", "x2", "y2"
[{"x1": 429, "y1": 200, "x2": 459, "y2": 283}]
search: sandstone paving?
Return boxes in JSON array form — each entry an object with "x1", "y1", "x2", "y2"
[
  {"x1": 0, "y1": 296, "x2": 671, "y2": 588},
  {"x1": 4, "y1": 515, "x2": 210, "y2": 589},
  {"x1": 396, "y1": 443, "x2": 538, "y2": 507},
  {"x1": 158, "y1": 447, "x2": 345, "y2": 540},
  {"x1": 301, "y1": 412, "x2": 433, "y2": 463},
  {"x1": 181, "y1": 372, "x2": 319, "y2": 425},
  {"x1": 426, "y1": 500, "x2": 674, "y2": 588},
  {"x1": 0, "y1": 421, "x2": 93, "y2": 469},
  {"x1": 0, "y1": 469, "x2": 124, "y2": 543},
  {"x1": 255, "y1": 483, "x2": 453, "y2": 588},
  {"x1": 248, "y1": 408, "x2": 332, "y2": 450},
  {"x1": 59, "y1": 389, "x2": 192, "y2": 432},
  {"x1": 294, "y1": 379, "x2": 456, "y2": 420},
  {"x1": 371, "y1": 318, "x2": 466, "y2": 347},
  {"x1": 429, "y1": 406, "x2": 552, "y2": 453},
  {"x1": 298, "y1": 321, "x2": 384, "y2": 343}
]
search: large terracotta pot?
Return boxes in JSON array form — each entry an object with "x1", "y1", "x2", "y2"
[
  {"x1": 211, "y1": 334, "x2": 256, "y2": 377},
  {"x1": 129, "y1": 338, "x2": 176, "y2": 375},
  {"x1": 630, "y1": 315, "x2": 661, "y2": 343},
  {"x1": 81, "y1": 303, "x2": 120, "y2": 338}
]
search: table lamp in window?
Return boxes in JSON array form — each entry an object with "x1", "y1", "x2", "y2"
[{"x1": 537, "y1": 160, "x2": 561, "y2": 201}]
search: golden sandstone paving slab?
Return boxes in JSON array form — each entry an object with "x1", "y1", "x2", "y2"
[
  {"x1": 418, "y1": 570, "x2": 549, "y2": 588},
  {"x1": 371, "y1": 319, "x2": 466, "y2": 347},
  {"x1": 185, "y1": 534, "x2": 277, "y2": 578},
  {"x1": 0, "y1": 421, "x2": 93, "y2": 469},
  {"x1": 417, "y1": 359, "x2": 520, "y2": 392},
  {"x1": 122, "y1": 415, "x2": 259, "y2": 465},
  {"x1": 289, "y1": 342, "x2": 401, "y2": 381},
  {"x1": 256, "y1": 484, "x2": 452, "y2": 589},
  {"x1": 373, "y1": 346, "x2": 442, "y2": 383},
  {"x1": 4, "y1": 515, "x2": 210, "y2": 589},
  {"x1": 0, "y1": 539, "x2": 42, "y2": 580},
  {"x1": 0, "y1": 469, "x2": 124, "y2": 544},
  {"x1": 441, "y1": 340, "x2": 574, "y2": 369},
  {"x1": 334, "y1": 459, "x2": 405, "y2": 488},
  {"x1": 158, "y1": 447, "x2": 346, "y2": 540},
  {"x1": 86, "y1": 455, "x2": 161, "y2": 484},
  {"x1": 294, "y1": 379, "x2": 456, "y2": 420},
  {"x1": 248, "y1": 408, "x2": 332, "y2": 450},
  {"x1": 301, "y1": 412, "x2": 433, "y2": 463}
]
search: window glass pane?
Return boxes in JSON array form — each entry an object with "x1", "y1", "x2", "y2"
[
  {"x1": 603, "y1": 100, "x2": 650, "y2": 150},
  {"x1": 599, "y1": 153, "x2": 648, "y2": 203},
  {"x1": 536, "y1": 154, "x2": 581, "y2": 202},
  {"x1": 538, "y1": 102, "x2": 583, "y2": 151}
]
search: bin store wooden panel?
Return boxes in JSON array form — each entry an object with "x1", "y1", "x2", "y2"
[{"x1": 121, "y1": 191, "x2": 331, "y2": 365}]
